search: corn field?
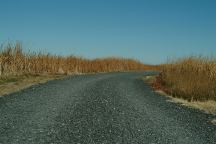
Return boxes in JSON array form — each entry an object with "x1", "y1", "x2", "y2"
[
  {"x1": 161, "y1": 57, "x2": 216, "y2": 101},
  {"x1": 0, "y1": 42, "x2": 154, "y2": 77}
]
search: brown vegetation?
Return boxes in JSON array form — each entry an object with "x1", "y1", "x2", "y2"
[
  {"x1": 0, "y1": 42, "x2": 155, "y2": 77},
  {"x1": 158, "y1": 57, "x2": 216, "y2": 101},
  {"x1": 144, "y1": 59, "x2": 216, "y2": 122}
]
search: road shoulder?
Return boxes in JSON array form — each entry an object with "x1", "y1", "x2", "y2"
[
  {"x1": 0, "y1": 74, "x2": 65, "y2": 96},
  {"x1": 143, "y1": 75, "x2": 216, "y2": 125}
]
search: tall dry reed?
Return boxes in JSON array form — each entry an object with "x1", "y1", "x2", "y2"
[
  {"x1": 161, "y1": 57, "x2": 216, "y2": 101},
  {"x1": 0, "y1": 42, "x2": 154, "y2": 77}
]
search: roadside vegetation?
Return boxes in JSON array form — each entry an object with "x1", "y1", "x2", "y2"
[
  {"x1": 0, "y1": 42, "x2": 157, "y2": 96},
  {"x1": 0, "y1": 42, "x2": 155, "y2": 76},
  {"x1": 147, "y1": 57, "x2": 216, "y2": 122},
  {"x1": 0, "y1": 74, "x2": 63, "y2": 96},
  {"x1": 160, "y1": 57, "x2": 216, "y2": 101}
]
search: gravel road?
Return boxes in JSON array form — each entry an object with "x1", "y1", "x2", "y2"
[{"x1": 0, "y1": 72, "x2": 216, "y2": 144}]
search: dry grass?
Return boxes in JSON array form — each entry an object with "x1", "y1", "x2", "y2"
[
  {"x1": 159, "y1": 89, "x2": 216, "y2": 125},
  {"x1": 0, "y1": 42, "x2": 155, "y2": 77},
  {"x1": 154, "y1": 89, "x2": 216, "y2": 115},
  {"x1": 0, "y1": 42, "x2": 157, "y2": 96},
  {"x1": 144, "y1": 75, "x2": 216, "y2": 125},
  {"x1": 167, "y1": 95, "x2": 216, "y2": 115},
  {"x1": 0, "y1": 74, "x2": 63, "y2": 96},
  {"x1": 160, "y1": 57, "x2": 216, "y2": 101},
  {"x1": 0, "y1": 42, "x2": 158, "y2": 96},
  {"x1": 146, "y1": 57, "x2": 216, "y2": 124}
]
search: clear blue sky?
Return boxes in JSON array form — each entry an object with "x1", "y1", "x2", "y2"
[{"x1": 0, "y1": 0, "x2": 216, "y2": 64}]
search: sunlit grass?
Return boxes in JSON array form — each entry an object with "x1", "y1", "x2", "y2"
[
  {"x1": 160, "y1": 57, "x2": 216, "y2": 101},
  {"x1": 0, "y1": 42, "x2": 156, "y2": 77}
]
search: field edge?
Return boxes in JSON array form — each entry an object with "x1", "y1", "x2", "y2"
[
  {"x1": 0, "y1": 74, "x2": 66, "y2": 97},
  {"x1": 143, "y1": 75, "x2": 216, "y2": 125}
]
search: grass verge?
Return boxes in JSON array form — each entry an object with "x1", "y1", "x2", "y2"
[
  {"x1": 144, "y1": 75, "x2": 216, "y2": 125},
  {"x1": 0, "y1": 74, "x2": 65, "y2": 96}
]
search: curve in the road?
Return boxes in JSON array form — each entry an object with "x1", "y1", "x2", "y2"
[{"x1": 0, "y1": 72, "x2": 216, "y2": 144}]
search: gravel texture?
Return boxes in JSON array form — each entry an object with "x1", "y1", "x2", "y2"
[{"x1": 0, "y1": 71, "x2": 216, "y2": 144}]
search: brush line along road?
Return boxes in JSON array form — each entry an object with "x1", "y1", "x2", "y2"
[{"x1": 0, "y1": 72, "x2": 216, "y2": 144}]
